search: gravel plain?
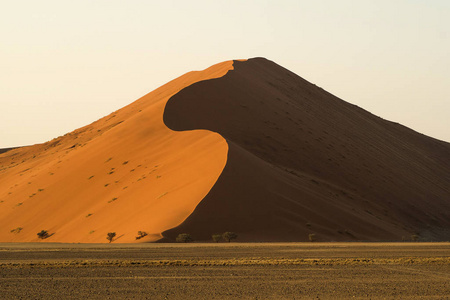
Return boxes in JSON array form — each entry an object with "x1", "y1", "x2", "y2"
[{"x1": 0, "y1": 242, "x2": 449, "y2": 299}]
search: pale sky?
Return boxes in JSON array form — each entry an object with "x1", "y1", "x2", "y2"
[{"x1": 1, "y1": 0, "x2": 449, "y2": 148}]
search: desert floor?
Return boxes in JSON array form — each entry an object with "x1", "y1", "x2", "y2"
[{"x1": 1, "y1": 242, "x2": 449, "y2": 299}]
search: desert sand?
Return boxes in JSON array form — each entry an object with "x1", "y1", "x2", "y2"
[
  {"x1": 1, "y1": 58, "x2": 450, "y2": 243},
  {"x1": 0, "y1": 61, "x2": 234, "y2": 243},
  {"x1": 163, "y1": 58, "x2": 450, "y2": 242}
]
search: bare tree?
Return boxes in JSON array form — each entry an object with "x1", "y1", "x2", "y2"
[
  {"x1": 222, "y1": 232, "x2": 237, "y2": 242},
  {"x1": 176, "y1": 233, "x2": 193, "y2": 243},
  {"x1": 107, "y1": 232, "x2": 116, "y2": 243},
  {"x1": 37, "y1": 230, "x2": 49, "y2": 239},
  {"x1": 136, "y1": 231, "x2": 148, "y2": 240},
  {"x1": 212, "y1": 234, "x2": 222, "y2": 243}
]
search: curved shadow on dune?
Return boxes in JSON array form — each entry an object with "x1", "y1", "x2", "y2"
[
  {"x1": 162, "y1": 59, "x2": 388, "y2": 241},
  {"x1": 164, "y1": 60, "x2": 356, "y2": 241},
  {"x1": 161, "y1": 58, "x2": 450, "y2": 242}
]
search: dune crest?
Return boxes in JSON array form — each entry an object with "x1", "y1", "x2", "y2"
[{"x1": 0, "y1": 60, "x2": 234, "y2": 243}]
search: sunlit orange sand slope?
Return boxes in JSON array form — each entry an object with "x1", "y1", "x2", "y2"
[
  {"x1": 0, "y1": 61, "x2": 234, "y2": 243},
  {"x1": 1, "y1": 58, "x2": 450, "y2": 243}
]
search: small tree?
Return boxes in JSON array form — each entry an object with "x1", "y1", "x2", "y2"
[
  {"x1": 212, "y1": 234, "x2": 222, "y2": 243},
  {"x1": 107, "y1": 232, "x2": 116, "y2": 243},
  {"x1": 308, "y1": 233, "x2": 316, "y2": 242},
  {"x1": 222, "y1": 232, "x2": 237, "y2": 242},
  {"x1": 176, "y1": 233, "x2": 193, "y2": 243},
  {"x1": 136, "y1": 231, "x2": 148, "y2": 240},
  {"x1": 37, "y1": 230, "x2": 49, "y2": 239},
  {"x1": 411, "y1": 234, "x2": 419, "y2": 242}
]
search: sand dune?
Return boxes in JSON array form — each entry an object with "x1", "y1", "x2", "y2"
[
  {"x1": 0, "y1": 148, "x2": 17, "y2": 155},
  {"x1": 163, "y1": 58, "x2": 450, "y2": 242},
  {"x1": 1, "y1": 58, "x2": 449, "y2": 243},
  {"x1": 0, "y1": 61, "x2": 233, "y2": 243}
]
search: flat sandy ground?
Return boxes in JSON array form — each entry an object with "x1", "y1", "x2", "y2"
[{"x1": 0, "y1": 242, "x2": 449, "y2": 299}]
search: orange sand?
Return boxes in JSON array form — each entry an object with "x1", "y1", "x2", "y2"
[{"x1": 0, "y1": 61, "x2": 234, "y2": 243}]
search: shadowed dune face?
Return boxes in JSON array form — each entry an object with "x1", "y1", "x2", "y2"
[
  {"x1": 0, "y1": 148, "x2": 18, "y2": 155},
  {"x1": 163, "y1": 58, "x2": 450, "y2": 241},
  {"x1": 0, "y1": 61, "x2": 233, "y2": 243}
]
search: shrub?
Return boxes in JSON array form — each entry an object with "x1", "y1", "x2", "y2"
[
  {"x1": 222, "y1": 232, "x2": 238, "y2": 242},
  {"x1": 10, "y1": 227, "x2": 23, "y2": 234},
  {"x1": 108, "y1": 197, "x2": 118, "y2": 203},
  {"x1": 136, "y1": 231, "x2": 148, "y2": 240},
  {"x1": 212, "y1": 234, "x2": 222, "y2": 243},
  {"x1": 411, "y1": 234, "x2": 419, "y2": 242},
  {"x1": 37, "y1": 230, "x2": 49, "y2": 239},
  {"x1": 176, "y1": 233, "x2": 193, "y2": 243},
  {"x1": 308, "y1": 233, "x2": 316, "y2": 242},
  {"x1": 107, "y1": 232, "x2": 116, "y2": 243}
]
